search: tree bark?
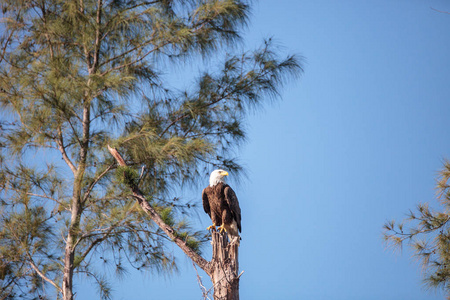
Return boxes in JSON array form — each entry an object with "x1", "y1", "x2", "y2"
[
  {"x1": 62, "y1": 106, "x2": 90, "y2": 300},
  {"x1": 107, "y1": 146, "x2": 241, "y2": 300}
]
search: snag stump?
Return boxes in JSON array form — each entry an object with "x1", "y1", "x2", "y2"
[{"x1": 210, "y1": 232, "x2": 240, "y2": 300}]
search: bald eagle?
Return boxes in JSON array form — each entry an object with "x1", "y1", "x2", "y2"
[{"x1": 202, "y1": 170, "x2": 241, "y2": 243}]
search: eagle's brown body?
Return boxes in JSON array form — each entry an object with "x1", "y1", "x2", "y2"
[{"x1": 202, "y1": 182, "x2": 241, "y2": 241}]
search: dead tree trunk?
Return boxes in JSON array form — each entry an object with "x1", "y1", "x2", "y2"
[
  {"x1": 107, "y1": 146, "x2": 241, "y2": 300},
  {"x1": 210, "y1": 232, "x2": 240, "y2": 300}
]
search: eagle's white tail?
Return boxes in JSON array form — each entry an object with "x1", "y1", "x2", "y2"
[{"x1": 224, "y1": 220, "x2": 240, "y2": 245}]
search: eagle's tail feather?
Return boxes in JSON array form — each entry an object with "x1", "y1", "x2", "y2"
[{"x1": 225, "y1": 220, "x2": 240, "y2": 245}]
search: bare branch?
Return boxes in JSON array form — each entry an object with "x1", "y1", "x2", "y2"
[
  {"x1": 431, "y1": 7, "x2": 450, "y2": 15},
  {"x1": 107, "y1": 145, "x2": 127, "y2": 166},
  {"x1": 193, "y1": 262, "x2": 212, "y2": 300}
]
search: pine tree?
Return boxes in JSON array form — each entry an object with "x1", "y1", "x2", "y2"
[
  {"x1": 384, "y1": 161, "x2": 450, "y2": 297},
  {"x1": 0, "y1": 0, "x2": 302, "y2": 299}
]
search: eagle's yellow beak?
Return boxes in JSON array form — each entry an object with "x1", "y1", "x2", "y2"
[{"x1": 221, "y1": 171, "x2": 229, "y2": 176}]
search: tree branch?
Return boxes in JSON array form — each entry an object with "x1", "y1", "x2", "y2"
[
  {"x1": 107, "y1": 145, "x2": 212, "y2": 275},
  {"x1": 28, "y1": 257, "x2": 62, "y2": 293},
  {"x1": 92, "y1": 0, "x2": 103, "y2": 71},
  {"x1": 100, "y1": 42, "x2": 170, "y2": 77},
  {"x1": 158, "y1": 65, "x2": 270, "y2": 138},
  {"x1": 82, "y1": 163, "x2": 115, "y2": 204},
  {"x1": 57, "y1": 127, "x2": 77, "y2": 175},
  {"x1": 0, "y1": 28, "x2": 15, "y2": 64},
  {"x1": 76, "y1": 231, "x2": 111, "y2": 265},
  {"x1": 431, "y1": 7, "x2": 450, "y2": 15}
]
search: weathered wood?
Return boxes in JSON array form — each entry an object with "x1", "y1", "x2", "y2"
[{"x1": 210, "y1": 232, "x2": 240, "y2": 300}]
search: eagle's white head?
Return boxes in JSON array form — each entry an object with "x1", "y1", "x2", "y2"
[{"x1": 209, "y1": 169, "x2": 229, "y2": 187}]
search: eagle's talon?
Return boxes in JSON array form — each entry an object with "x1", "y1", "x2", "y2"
[
  {"x1": 217, "y1": 224, "x2": 226, "y2": 234},
  {"x1": 206, "y1": 224, "x2": 216, "y2": 231}
]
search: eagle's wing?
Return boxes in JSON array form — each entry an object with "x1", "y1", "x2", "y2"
[
  {"x1": 224, "y1": 185, "x2": 241, "y2": 232},
  {"x1": 202, "y1": 188, "x2": 211, "y2": 217}
]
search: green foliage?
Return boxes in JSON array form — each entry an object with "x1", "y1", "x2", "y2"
[
  {"x1": 173, "y1": 230, "x2": 202, "y2": 254},
  {"x1": 383, "y1": 160, "x2": 450, "y2": 296},
  {"x1": 0, "y1": 0, "x2": 302, "y2": 299},
  {"x1": 159, "y1": 206, "x2": 175, "y2": 227},
  {"x1": 115, "y1": 166, "x2": 139, "y2": 186},
  {"x1": 0, "y1": 203, "x2": 58, "y2": 299}
]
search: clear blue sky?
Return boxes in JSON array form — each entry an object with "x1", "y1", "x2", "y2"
[{"x1": 77, "y1": 1, "x2": 450, "y2": 299}]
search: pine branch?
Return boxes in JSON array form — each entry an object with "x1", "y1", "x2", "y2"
[
  {"x1": 24, "y1": 192, "x2": 62, "y2": 205},
  {"x1": 92, "y1": 0, "x2": 103, "y2": 72},
  {"x1": 82, "y1": 163, "x2": 115, "y2": 204},
  {"x1": 100, "y1": 41, "x2": 171, "y2": 76},
  {"x1": 57, "y1": 127, "x2": 77, "y2": 175},
  {"x1": 28, "y1": 256, "x2": 62, "y2": 293},
  {"x1": 0, "y1": 28, "x2": 15, "y2": 64},
  {"x1": 76, "y1": 230, "x2": 112, "y2": 266},
  {"x1": 107, "y1": 145, "x2": 212, "y2": 275}
]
